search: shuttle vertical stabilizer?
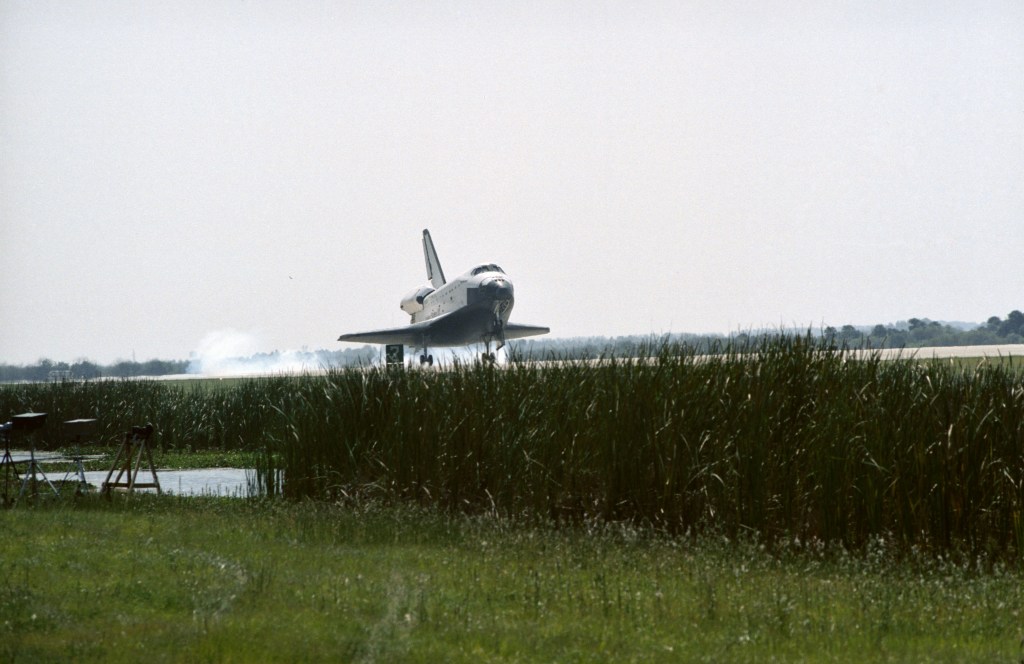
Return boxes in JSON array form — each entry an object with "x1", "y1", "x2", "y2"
[{"x1": 422, "y1": 229, "x2": 446, "y2": 289}]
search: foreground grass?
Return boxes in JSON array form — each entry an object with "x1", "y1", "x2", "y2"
[{"x1": 1, "y1": 497, "x2": 1021, "y2": 663}]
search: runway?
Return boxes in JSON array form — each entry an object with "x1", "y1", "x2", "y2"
[
  {"x1": 853, "y1": 344, "x2": 1024, "y2": 360},
  {"x1": 130, "y1": 343, "x2": 1024, "y2": 380}
]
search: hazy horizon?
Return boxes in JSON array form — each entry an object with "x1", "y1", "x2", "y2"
[
  {"x1": 0, "y1": 316, "x2": 1008, "y2": 367},
  {"x1": 3, "y1": 2, "x2": 1022, "y2": 365}
]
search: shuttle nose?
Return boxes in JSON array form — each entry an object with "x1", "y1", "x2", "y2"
[{"x1": 482, "y1": 277, "x2": 514, "y2": 301}]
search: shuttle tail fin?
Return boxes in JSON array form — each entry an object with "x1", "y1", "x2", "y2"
[{"x1": 422, "y1": 229, "x2": 446, "y2": 288}]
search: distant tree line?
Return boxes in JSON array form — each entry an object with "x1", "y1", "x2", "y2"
[
  {"x1": 4, "y1": 310, "x2": 1023, "y2": 381},
  {"x1": 0, "y1": 346, "x2": 379, "y2": 383},
  {"x1": 511, "y1": 309, "x2": 1024, "y2": 359},
  {"x1": 0, "y1": 358, "x2": 190, "y2": 383},
  {"x1": 822, "y1": 309, "x2": 1024, "y2": 348}
]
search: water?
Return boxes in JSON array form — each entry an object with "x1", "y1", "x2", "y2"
[
  {"x1": 3, "y1": 453, "x2": 258, "y2": 497},
  {"x1": 77, "y1": 468, "x2": 255, "y2": 497}
]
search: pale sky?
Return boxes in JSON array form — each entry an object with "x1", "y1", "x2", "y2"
[{"x1": 2, "y1": 1, "x2": 1022, "y2": 365}]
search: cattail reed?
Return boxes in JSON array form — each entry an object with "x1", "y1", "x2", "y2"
[{"x1": 4, "y1": 336, "x2": 1023, "y2": 556}]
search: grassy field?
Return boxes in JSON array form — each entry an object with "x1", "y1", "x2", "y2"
[
  {"x1": 1, "y1": 496, "x2": 1021, "y2": 663},
  {"x1": 3, "y1": 342, "x2": 1024, "y2": 661}
]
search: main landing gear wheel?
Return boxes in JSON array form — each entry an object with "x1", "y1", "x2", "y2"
[
  {"x1": 419, "y1": 354, "x2": 434, "y2": 366},
  {"x1": 482, "y1": 352, "x2": 496, "y2": 363}
]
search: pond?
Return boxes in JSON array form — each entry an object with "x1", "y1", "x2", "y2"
[{"x1": 4, "y1": 452, "x2": 258, "y2": 497}]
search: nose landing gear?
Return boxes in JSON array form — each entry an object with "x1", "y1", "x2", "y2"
[{"x1": 479, "y1": 316, "x2": 505, "y2": 364}]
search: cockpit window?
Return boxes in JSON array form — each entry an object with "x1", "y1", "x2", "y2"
[{"x1": 471, "y1": 264, "x2": 505, "y2": 275}]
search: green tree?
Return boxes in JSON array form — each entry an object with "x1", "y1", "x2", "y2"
[
  {"x1": 998, "y1": 310, "x2": 1024, "y2": 337},
  {"x1": 71, "y1": 359, "x2": 101, "y2": 380},
  {"x1": 839, "y1": 325, "x2": 861, "y2": 342}
]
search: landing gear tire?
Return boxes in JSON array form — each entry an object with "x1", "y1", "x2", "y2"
[
  {"x1": 420, "y1": 354, "x2": 434, "y2": 366},
  {"x1": 482, "y1": 352, "x2": 496, "y2": 364}
]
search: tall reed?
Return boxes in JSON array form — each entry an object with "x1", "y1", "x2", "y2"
[
  {"x1": 263, "y1": 337, "x2": 1024, "y2": 556},
  {"x1": 4, "y1": 337, "x2": 1023, "y2": 556},
  {"x1": 0, "y1": 378, "x2": 288, "y2": 451}
]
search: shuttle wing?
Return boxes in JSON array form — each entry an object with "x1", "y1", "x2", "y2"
[
  {"x1": 502, "y1": 323, "x2": 551, "y2": 340},
  {"x1": 338, "y1": 320, "x2": 435, "y2": 347},
  {"x1": 339, "y1": 309, "x2": 463, "y2": 347},
  {"x1": 339, "y1": 315, "x2": 549, "y2": 347}
]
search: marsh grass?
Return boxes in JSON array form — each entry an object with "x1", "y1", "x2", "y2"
[
  {"x1": 4, "y1": 336, "x2": 1024, "y2": 557},
  {"x1": 265, "y1": 336, "x2": 1024, "y2": 558},
  {"x1": 0, "y1": 376, "x2": 296, "y2": 453}
]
